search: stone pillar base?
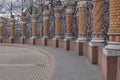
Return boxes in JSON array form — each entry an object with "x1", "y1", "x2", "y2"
[
  {"x1": 64, "y1": 39, "x2": 70, "y2": 51},
  {"x1": 0, "y1": 38, "x2": 2, "y2": 43},
  {"x1": 20, "y1": 36, "x2": 25, "y2": 44},
  {"x1": 88, "y1": 42, "x2": 104, "y2": 64},
  {"x1": 9, "y1": 38, "x2": 14, "y2": 43},
  {"x1": 75, "y1": 41, "x2": 84, "y2": 55},
  {"x1": 102, "y1": 50, "x2": 118, "y2": 80},
  {"x1": 52, "y1": 39, "x2": 59, "y2": 48},
  {"x1": 19, "y1": 38, "x2": 25, "y2": 44},
  {"x1": 75, "y1": 38, "x2": 86, "y2": 55},
  {"x1": 29, "y1": 36, "x2": 36, "y2": 45},
  {"x1": 41, "y1": 38, "x2": 47, "y2": 46}
]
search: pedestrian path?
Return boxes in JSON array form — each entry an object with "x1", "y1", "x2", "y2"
[
  {"x1": 0, "y1": 43, "x2": 102, "y2": 80},
  {"x1": 0, "y1": 44, "x2": 55, "y2": 80},
  {"x1": 30, "y1": 44, "x2": 102, "y2": 80}
]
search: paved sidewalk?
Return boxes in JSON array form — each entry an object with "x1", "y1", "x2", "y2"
[
  {"x1": 31, "y1": 45, "x2": 102, "y2": 80},
  {"x1": 0, "y1": 45, "x2": 53, "y2": 80},
  {"x1": 0, "y1": 44, "x2": 102, "y2": 80}
]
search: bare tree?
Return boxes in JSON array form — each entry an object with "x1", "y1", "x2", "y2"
[{"x1": 0, "y1": 0, "x2": 5, "y2": 12}]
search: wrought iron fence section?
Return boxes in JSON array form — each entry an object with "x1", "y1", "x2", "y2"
[
  {"x1": 86, "y1": 0, "x2": 93, "y2": 41},
  {"x1": 48, "y1": 6, "x2": 55, "y2": 39},
  {"x1": 72, "y1": 1, "x2": 78, "y2": 39},
  {"x1": 36, "y1": 13, "x2": 43, "y2": 38},
  {"x1": 60, "y1": 6, "x2": 66, "y2": 39},
  {"x1": 102, "y1": 0, "x2": 109, "y2": 44},
  {"x1": 26, "y1": 15, "x2": 32, "y2": 39},
  {"x1": 3, "y1": 20, "x2": 10, "y2": 39},
  {"x1": 14, "y1": 20, "x2": 21, "y2": 38}
]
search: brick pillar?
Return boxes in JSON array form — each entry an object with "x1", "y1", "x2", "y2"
[
  {"x1": 0, "y1": 19, "x2": 4, "y2": 43},
  {"x1": 20, "y1": 16, "x2": 26, "y2": 43},
  {"x1": 65, "y1": 2, "x2": 74, "y2": 40},
  {"x1": 64, "y1": 1, "x2": 74, "y2": 50},
  {"x1": 75, "y1": 1, "x2": 86, "y2": 55},
  {"x1": 31, "y1": 14, "x2": 37, "y2": 39},
  {"x1": 77, "y1": 2, "x2": 87, "y2": 42},
  {"x1": 29, "y1": 14, "x2": 37, "y2": 45},
  {"x1": 54, "y1": 7, "x2": 62, "y2": 39},
  {"x1": 53, "y1": 7, "x2": 62, "y2": 47},
  {"x1": 42, "y1": 10, "x2": 50, "y2": 46},
  {"x1": 92, "y1": 0, "x2": 104, "y2": 42},
  {"x1": 88, "y1": 0, "x2": 104, "y2": 64},
  {"x1": 9, "y1": 18, "x2": 15, "y2": 43},
  {"x1": 103, "y1": 0, "x2": 120, "y2": 80}
]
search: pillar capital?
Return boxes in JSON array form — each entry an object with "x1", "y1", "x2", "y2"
[
  {"x1": 54, "y1": 6, "x2": 62, "y2": 17},
  {"x1": 31, "y1": 14, "x2": 37, "y2": 23},
  {"x1": 65, "y1": 2, "x2": 74, "y2": 14},
  {"x1": 0, "y1": 19, "x2": 4, "y2": 27},
  {"x1": 78, "y1": 0, "x2": 86, "y2": 8},
  {"x1": 9, "y1": 18, "x2": 15, "y2": 25},
  {"x1": 43, "y1": 10, "x2": 50, "y2": 21},
  {"x1": 20, "y1": 16, "x2": 26, "y2": 24}
]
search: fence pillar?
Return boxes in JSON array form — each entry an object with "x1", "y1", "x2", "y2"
[
  {"x1": 65, "y1": 2, "x2": 74, "y2": 40},
  {"x1": 42, "y1": 10, "x2": 50, "y2": 46},
  {"x1": 75, "y1": 1, "x2": 86, "y2": 55},
  {"x1": 53, "y1": 6, "x2": 62, "y2": 47},
  {"x1": 103, "y1": 0, "x2": 120, "y2": 80},
  {"x1": 88, "y1": 0, "x2": 104, "y2": 64},
  {"x1": 64, "y1": 1, "x2": 74, "y2": 50}
]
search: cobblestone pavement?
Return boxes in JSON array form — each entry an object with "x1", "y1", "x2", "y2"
[
  {"x1": 0, "y1": 44, "x2": 102, "y2": 80},
  {"x1": 0, "y1": 45, "x2": 54, "y2": 80}
]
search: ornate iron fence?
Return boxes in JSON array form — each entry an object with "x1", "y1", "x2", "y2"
[
  {"x1": 60, "y1": 6, "x2": 66, "y2": 39},
  {"x1": 86, "y1": 0, "x2": 93, "y2": 41},
  {"x1": 26, "y1": 15, "x2": 32, "y2": 39},
  {"x1": 102, "y1": 0, "x2": 109, "y2": 44},
  {"x1": 72, "y1": 1, "x2": 78, "y2": 39},
  {"x1": 3, "y1": 19, "x2": 10, "y2": 39},
  {"x1": 14, "y1": 20, "x2": 21, "y2": 38}
]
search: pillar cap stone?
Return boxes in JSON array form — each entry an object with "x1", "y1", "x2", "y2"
[
  {"x1": 31, "y1": 14, "x2": 37, "y2": 19},
  {"x1": 0, "y1": 19, "x2": 4, "y2": 26},
  {"x1": 20, "y1": 16, "x2": 26, "y2": 21},
  {"x1": 54, "y1": 7, "x2": 62, "y2": 14},
  {"x1": 43, "y1": 10, "x2": 50, "y2": 17},
  {"x1": 54, "y1": 6, "x2": 62, "y2": 17},
  {"x1": 78, "y1": 0, "x2": 86, "y2": 8},
  {"x1": 9, "y1": 18, "x2": 15, "y2": 25},
  {"x1": 76, "y1": 37, "x2": 87, "y2": 42},
  {"x1": 103, "y1": 43, "x2": 120, "y2": 56}
]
